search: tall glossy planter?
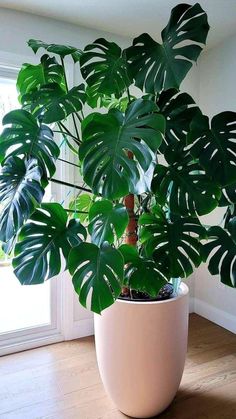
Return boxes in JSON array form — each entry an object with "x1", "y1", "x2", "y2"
[{"x1": 94, "y1": 283, "x2": 189, "y2": 418}]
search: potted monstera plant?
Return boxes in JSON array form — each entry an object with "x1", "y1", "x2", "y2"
[{"x1": 0, "y1": 2, "x2": 236, "y2": 417}]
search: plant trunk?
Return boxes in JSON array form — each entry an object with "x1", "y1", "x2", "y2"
[
  {"x1": 122, "y1": 152, "x2": 138, "y2": 297},
  {"x1": 124, "y1": 193, "x2": 137, "y2": 246}
]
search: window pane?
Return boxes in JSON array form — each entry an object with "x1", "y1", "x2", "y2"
[
  {"x1": 0, "y1": 266, "x2": 51, "y2": 334},
  {"x1": 0, "y1": 74, "x2": 52, "y2": 335},
  {"x1": 0, "y1": 77, "x2": 19, "y2": 127}
]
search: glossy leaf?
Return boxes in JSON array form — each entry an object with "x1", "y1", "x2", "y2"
[
  {"x1": 17, "y1": 54, "x2": 65, "y2": 101},
  {"x1": 139, "y1": 209, "x2": 206, "y2": 278},
  {"x1": 156, "y1": 89, "x2": 201, "y2": 156},
  {"x1": 88, "y1": 200, "x2": 128, "y2": 246},
  {"x1": 80, "y1": 99, "x2": 165, "y2": 199},
  {"x1": 126, "y1": 3, "x2": 209, "y2": 93},
  {"x1": 202, "y1": 225, "x2": 236, "y2": 288},
  {"x1": 0, "y1": 156, "x2": 44, "y2": 242},
  {"x1": 219, "y1": 183, "x2": 236, "y2": 207},
  {"x1": 22, "y1": 83, "x2": 86, "y2": 123},
  {"x1": 13, "y1": 203, "x2": 87, "y2": 284},
  {"x1": 0, "y1": 109, "x2": 59, "y2": 178},
  {"x1": 28, "y1": 39, "x2": 82, "y2": 62},
  {"x1": 81, "y1": 38, "x2": 130, "y2": 99},
  {"x1": 188, "y1": 112, "x2": 236, "y2": 186},
  {"x1": 119, "y1": 244, "x2": 167, "y2": 296},
  {"x1": 69, "y1": 242, "x2": 124, "y2": 314},
  {"x1": 152, "y1": 156, "x2": 221, "y2": 216}
]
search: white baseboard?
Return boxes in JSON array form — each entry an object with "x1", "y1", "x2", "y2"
[
  {"x1": 65, "y1": 317, "x2": 94, "y2": 341},
  {"x1": 189, "y1": 297, "x2": 194, "y2": 314},
  {"x1": 194, "y1": 298, "x2": 236, "y2": 334}
]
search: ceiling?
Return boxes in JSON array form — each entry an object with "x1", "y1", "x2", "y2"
[{"x1": 0, "y1": 0, "x2": 236, "y2": 48}]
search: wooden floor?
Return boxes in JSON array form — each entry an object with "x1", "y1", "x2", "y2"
[{"x1": 0, "y1": 314, "x2": 235, "y2": 419}]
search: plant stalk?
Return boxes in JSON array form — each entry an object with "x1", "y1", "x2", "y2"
[
  {"x1": 122, "y1": 151, "x2": 138, "y2": 297},
  {"x1": 51, "y1": 178, "x2": 91, "y2": 193}
]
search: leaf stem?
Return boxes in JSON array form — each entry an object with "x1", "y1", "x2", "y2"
[
  {"x1": 60, "y1": 57, "x2": 81, "y2": 141},
  {"x1": 127, "y1": 87, "x2": 131, "y2": 104},
  {"x1": 57, "y1": 157, "x2": 80, "y2": 168},
  {"x1": 51, "y1": 178, "x2": 91, "y2": 193},
  {"x1": 65, "y1": 208, "x2": 88, "y2": 214},
  {"x1": 57, "y1": 122, "x2": 80, "y2": 143}
]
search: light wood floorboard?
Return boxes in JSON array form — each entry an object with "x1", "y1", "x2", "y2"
[{"x1": 0, "y1": 314, "x2": 235, "y2": 419}]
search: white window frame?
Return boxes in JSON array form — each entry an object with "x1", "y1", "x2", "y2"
[{"x1": 0, "y1": 53, "x2": 65, "y2": 356}]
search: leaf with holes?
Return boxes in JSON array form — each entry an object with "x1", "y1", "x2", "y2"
[
  {"x1": 0, "y1": 156, "x2": 44, "y2": 242},
  {"x1": 28, "y1": 39, "x2": 82, "y2": 62},
  {"x1": 80, "y1": 98, "x2": 165, "y2": 199},
  {"x1": 13, "y1": 203, "x2": 87, "y2": 285},
  {"x1": 119, "y1": 244, "x2": 168, "y2": 296},
  {"x1": 152, "y1": 156, "x2": 221, "y2": 216},
  {"x1": 88, "y1": 200, "x2": 128, "y2": 246},
  {"x1": 188, "y1": 112, "x2": 236, "y2": 187},
  {"x1": 22, "y1": 83, "x2": 86, "y2": 123},
  {"x1": 202, "y1": 225, "x2": 236, "y2": 288},
  {"x1": 139, "y1": 209, "x2": 206, "y2": 278},
  {"x1": 69, "y1": 242, "x2": 124, "y2": 314},
  {"x1": 219, "y1": 183, "x2": 236, "y2": 207},
  {"x1": 156, "y1": 89, "x2": 202, "y2": 157},
  {"x1": 0, "y1": 109, "x2": 59, "y2": 179},
  {"x1": 80, "y1": 38, "x2": 131, "y2": 99},
  {"x1": 125, "y1": 3, "x2": 209, "y2": 94},
  {"x1": 17, "y1": 54, "x2": 66, "y2": 102}
]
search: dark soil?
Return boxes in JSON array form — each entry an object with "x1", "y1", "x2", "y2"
[{"x1": 119, "y1": 283, "x2": 175, "y2": 302}]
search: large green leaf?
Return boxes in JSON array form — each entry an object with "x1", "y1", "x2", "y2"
[
  {"x1": 13, "y1": 203, "x2": 87, "y2": 285},
  {"x1": 219, "y1": 183, "x2": 236, "y2": 207},
  {"x1": 126, "y1": 3, "x2": 209, "y2": 94},
  {"x1": 28, "y1": 39, "x2": 82, "y2": 62},
  {"x1": 0, "y1": 156, "x2": 44, "y2": 242},
  {"x1": 139, "y1": 207, "x2": 206, "y2": 278},
  {"x1": 152, "y1": 156, "x2": 221, "y2": 216},
  {"x1": 202, "y1": 225, "x2": 236, "y2": 288},
  {"x1": 80, "y1": 98, "x2": 165, "y2": 199},
  {"x1": 156, "y1": 89, "x2": 201, "y2": 157},
  {"x1": 17, "y1": 54, "x2": 65, "y2": 101},
  {"x1": 0, "y1": 109, "x2": 60, "y2": 178},
  {"x1": 188, "y1": 112, "x2": 236, "y2": 186},
  {"x1": 69, "y1": 242, "x2": 124, "y2": 314},
  {"x1": 22, "y1": 83, "x2": 86, "y2": 123},
  {"x1": 88, "y1": 200, "x2": 128, "y2": 246},
  {"x1": 80, "y1": 38, "x2": 130, "y2": 100},
  {"x1": 119, "y1": 244, "x2": 167, "y2": 296}
]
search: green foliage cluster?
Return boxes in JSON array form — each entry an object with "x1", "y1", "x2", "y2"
[{"x1": 0, "y1": 3, "x2": 235, "y2": 313}]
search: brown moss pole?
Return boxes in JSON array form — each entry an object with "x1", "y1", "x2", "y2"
[
  {"x1": 122, "y1": 152, "x2": 138, "y2": 296},
  {"x1": 124, "y1": 193, "x2": 137, "y2": 245}
]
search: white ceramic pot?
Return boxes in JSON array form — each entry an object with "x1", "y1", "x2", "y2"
[{"x1": 94, "y1": 283, "x2": 189, "y2": 418}]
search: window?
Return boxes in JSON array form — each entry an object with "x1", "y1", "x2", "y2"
[{"x1": 0, "y1": 69, "x2": 61, "y2": 354}]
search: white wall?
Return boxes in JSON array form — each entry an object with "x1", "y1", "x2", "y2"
[{"x1": 195, "y1": 34, "x2": 236, "y2": 333}]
